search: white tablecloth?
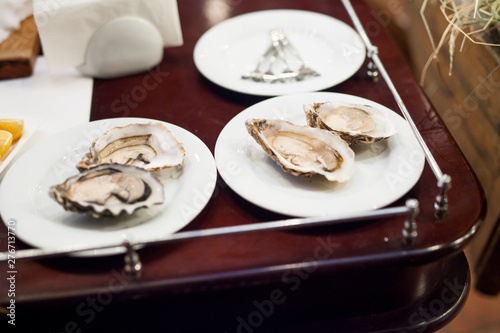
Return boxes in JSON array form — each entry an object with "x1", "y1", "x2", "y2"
[{"x1": 0, "y1": 55, "x2": 93, "y2": 177}]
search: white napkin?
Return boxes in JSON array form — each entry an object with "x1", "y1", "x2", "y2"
[
  {"x1": 0, "y1": 0, "x2": 33, "y2": 43},
  {"x1": 0, "y1": 55, "x2": 93, "y2": 144},
  {"x1": 33, "y1": 0, "x2": 183, "y2": 73},
  {"x1": 0, "y1": 55, "x2": 93, "y2": 178}
]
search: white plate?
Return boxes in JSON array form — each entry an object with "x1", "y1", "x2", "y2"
[
  {"x1": 194, "y1": 9, "x2": 366, "y2": 96},
  {"x1": 215, "y1": 92, "x2": 425, "y2": 217},
  {"x1": 0, "y1": 117, "x2": 40, "y2": 178},
  {"x1": 0, "y1": 118, "x2": 217, "y2": 256}
]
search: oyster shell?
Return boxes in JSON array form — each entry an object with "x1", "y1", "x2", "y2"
[
  {"x1": 245, "y1": 118, "x2": 355, "y2": 182},
  {"x1": 304, "y1": 101, "x2": 396, "y2": 145},
  {"x1": 49, "y1": 164, "x2": 164, "y2": 218},
  {"x1": 77, "y1": 122, "x2": 185, "y2": 173}
]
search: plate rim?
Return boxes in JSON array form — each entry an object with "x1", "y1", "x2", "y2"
[{"x1": 0, "y1": 117, "x2": 41, "y2": 177}]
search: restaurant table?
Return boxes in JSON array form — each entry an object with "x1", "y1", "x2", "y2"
[{"x1": 0, "y1": 0, "x2": 485, "y2": 332}]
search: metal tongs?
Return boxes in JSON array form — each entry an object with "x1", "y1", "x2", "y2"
[{"x1": 241, "y1": 28, "x2": 320, "y2": 83}]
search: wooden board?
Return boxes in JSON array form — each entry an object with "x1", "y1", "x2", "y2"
[{"x1": 0, "y1": 15, "x2": 40, "y2": 80}]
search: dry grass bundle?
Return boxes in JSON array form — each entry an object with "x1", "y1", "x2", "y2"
[{"x1": 420, "y1": 0, "x2": 500, "y2": 84}]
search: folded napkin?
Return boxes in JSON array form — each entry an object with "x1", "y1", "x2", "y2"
[
  {"x1": 0, "y1": 55, "x2": 93, "y2": 138},
  {"x1": 0, "y1": 55, "x2": 93, "y2": 178},
  {"x1": 0, "y1": 0, "x2": 33, "y2": 43},
  {"x1": 33, "y1": 0, "x2": 183, "y2": 76}
]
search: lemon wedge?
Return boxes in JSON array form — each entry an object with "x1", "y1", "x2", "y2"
[
  {"x1": 0, "y1": 130, "x2": 13, "y2": 158},
  {"x1": 0, "y1": 118, "x2": 24, "y2": 141}
]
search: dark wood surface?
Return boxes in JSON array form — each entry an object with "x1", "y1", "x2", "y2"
[
  {"x1": 476, "y1": 216, "x2": 500, "y2": 295},
  {"x1": 6, "y1": 252, "x2": 472, "y2": 333},
  {"x1": 0, "y1": 0, "x2": 486, "y2": 331}
]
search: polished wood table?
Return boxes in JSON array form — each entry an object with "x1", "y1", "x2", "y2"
[{"x1": 0, "y1": 1, "x2": 485, "y2": 332}]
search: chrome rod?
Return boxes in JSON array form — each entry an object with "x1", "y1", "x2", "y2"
[
  {"x1": 0, "y1": 205, "x2": 410, "y2": 261},
  {"x1": 341, "y1": 0, "x2": 445, "y2": 181},
  {"x1": 403, "y1": 199, "x2": 419, "y2": 245},
  {"x1": 341, "y1": 0, "x2": 451, "y2": 218}
]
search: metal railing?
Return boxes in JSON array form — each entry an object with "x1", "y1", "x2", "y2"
[{"x1": 341, "y1": 0, "x2": 451, "y2": 220}]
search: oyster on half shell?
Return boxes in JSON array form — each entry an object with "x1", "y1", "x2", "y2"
[
  {"x1": 304, "y1": 101, "x2": 396, "y2": 145},
  {"x1": 77, "y1": 122, "x2": 185, "y2": 173},
  {"x1": 245, "y1": 118, "x2": 355, "y2": 182},
  {"x1": 49, "y1": 164, "x2": 164, "y2": 218}
]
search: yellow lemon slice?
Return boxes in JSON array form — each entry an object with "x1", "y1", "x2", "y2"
[
  {"x1": 0, "y1": 130, "x2": 13, "y2": 158},
  {"x1": 0, "y1": 118, "x2": 24, "y2": 141}
]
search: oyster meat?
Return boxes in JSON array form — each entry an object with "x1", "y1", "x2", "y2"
[
  {"x1": 304, "y1": 101, "x2": 396, "y2": 145},
  {"x1": 77, "y1": 122, "x2": 185, "y2": 172},
  {"x1": 245, "y1": 118, "x2": 355, "y2": 182},
  {"x1": 49, "y1": 164, "x2": 164, "y2": 218}
]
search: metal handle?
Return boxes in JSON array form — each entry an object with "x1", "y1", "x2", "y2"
[{"x1": 341, "y1": 0, "x2": 451, "y2": 219}]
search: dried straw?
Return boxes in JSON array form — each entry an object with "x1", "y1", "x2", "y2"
[{"x1": 420, "y1": 0, "x2": 500, "y2": 85}]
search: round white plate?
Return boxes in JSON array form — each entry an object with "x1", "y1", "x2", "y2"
[
  {"x1": 215, "y1": 92, "x2": 425, "y2": 217},
  {"x1": 194, "y1": 9, "x2": 366, "y2": 96},
  {"x1": 0, "y1": 118, "x2": 217, "y2": 256}
]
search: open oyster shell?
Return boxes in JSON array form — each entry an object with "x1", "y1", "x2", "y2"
[
  {"x1": 245, "y1": 118, "x2": 355, "y2": 182},
  {"x1": 77, "y1": 122, "x2": 185, "y2": 173},
  {"x1": 304, "y1": 101, "x2": 396, "y2": 145},
  {"x1": 49, "y1": 164, "x2": 164, "y2": 218}
]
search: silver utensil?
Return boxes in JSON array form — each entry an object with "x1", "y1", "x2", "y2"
[
  {"x1": 241, "y1": 42, "x2": 275, "y2": 82},
  {"x1": 278, "y1": 31, "x2": 320, "y2": 81},
  {"x1": 241, "y1": 28, "x2": 320, "y2": 83}
]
